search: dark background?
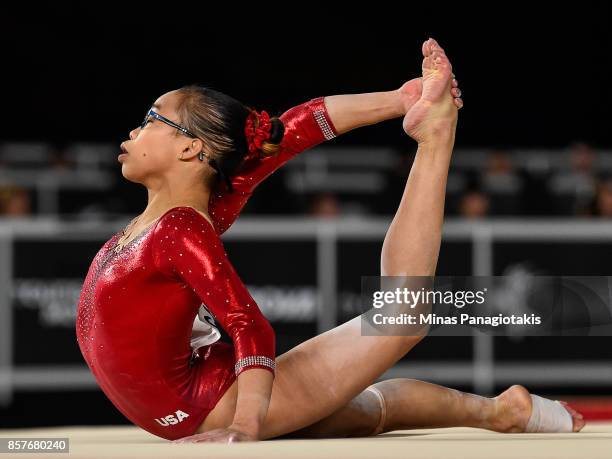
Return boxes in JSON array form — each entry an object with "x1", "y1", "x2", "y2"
[
  {"x1": 3, "y1": 4, "x2": 611, "y2": 148},
  {"x1": 1, "y1": 4, "x2": 611, "y2": 429}
]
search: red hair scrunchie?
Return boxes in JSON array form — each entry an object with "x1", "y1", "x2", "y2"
[{"x1": 244, "y1": 109, "x2": 272, "y2": 160}]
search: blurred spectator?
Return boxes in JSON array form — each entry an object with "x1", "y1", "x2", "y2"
[
  {"x1": 481, "y1": 149, "x2": 523, "y2": 215},
  {"x1": 591, "y1": 176, "x2": 612, "y2": 217},
  {"x1": 548, "y1": 142, "x2": 597, "y2": 215},
  {"x1": 459, "y1": 188, "x2": 490, "y2": 219},
  {"x1": 518, "y1": 167, "x2": 553, "y2": 216},
  {"x1": 309, "y1": 192, "x2": 340, "y2": 217},
  {"x1": 0, "y1": 185, "x2": 32, "y2": 216},
  {"x1": 49, "y1": 143, "x2": 74, "y2": 171}
]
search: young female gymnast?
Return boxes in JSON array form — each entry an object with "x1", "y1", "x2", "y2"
[{"x1": 76, "y1": 38, "x2": 584, "y2": 443}]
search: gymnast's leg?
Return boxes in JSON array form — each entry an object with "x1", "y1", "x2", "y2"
[
  {"x1": 279, "y1": 379, "x2": 586, "y2": 438},
  {"x1": 196, "y1": 38, "x2": 461, "y2": 439},
  {"x1": 191, "y1": 40, "x2": 584, "y2": 442}
]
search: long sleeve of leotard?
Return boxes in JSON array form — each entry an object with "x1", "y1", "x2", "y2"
[
  {"x1": 208, "y1": 96, "x2": 339, "y2": 234},
  {"x1": 152, "y1": 207, "x2": 276, "y2": 376}
]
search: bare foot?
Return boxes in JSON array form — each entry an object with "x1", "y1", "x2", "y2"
[
  {"x1": 397, "y1": 39, "x2": 462, "y2": 116},
  {"x1": 491, "y1": 384, "x2": 586, "y2": 433},
  {"x1": 428, "y1": 39, "x2": 463, "y2": 109},
  {"x1": 402, "y1": 38, "x2": 459, "y2": 143}
]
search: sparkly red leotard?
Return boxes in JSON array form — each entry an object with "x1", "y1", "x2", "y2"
[{"x1": 76, "y1": 97, "x2": 338, "y2": 440}]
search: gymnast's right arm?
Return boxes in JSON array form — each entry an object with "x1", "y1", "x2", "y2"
[{"x1": 152, "y1": 208, "x2": 275, "y2": 438}]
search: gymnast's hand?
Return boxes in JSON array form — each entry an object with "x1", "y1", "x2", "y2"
[
  {"x1": 172, "y1": 424, "x2": 258, "y2": 444},
  {"x1": 402, "y1": 38, "x2": 463, "y2": 144}
]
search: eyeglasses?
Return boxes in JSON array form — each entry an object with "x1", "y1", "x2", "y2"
[
  {"x1": 140, "y1": 109, "x2": 198, "y2": 138},
  {"x1": 139, "y1": 108, "x2": 214, "y2": 165}
]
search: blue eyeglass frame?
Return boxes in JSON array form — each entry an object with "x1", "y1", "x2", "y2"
[{"x1": 141, "y1": 109, "x2": 198, "y2": 138}]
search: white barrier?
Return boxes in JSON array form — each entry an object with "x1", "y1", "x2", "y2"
[{"x1": 1, "y1": 216, "x2": 611, "y2": 404}]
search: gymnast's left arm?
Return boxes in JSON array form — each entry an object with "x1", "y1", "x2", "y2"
[{"x1": 324, "y1": 83, "x2": 419, "y2": 134}]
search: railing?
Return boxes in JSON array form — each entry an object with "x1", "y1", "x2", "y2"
[{"x1": 1, "y1": 217, "x2": 612, "y2": 406}]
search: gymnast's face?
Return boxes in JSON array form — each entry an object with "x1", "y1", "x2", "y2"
[{"x1": 119, "y1": 90, "x2": 202, "y2": 184}]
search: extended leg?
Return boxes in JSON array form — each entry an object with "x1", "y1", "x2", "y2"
[
  {"x1": 278, "y1": 379, "x2": 585, "y2": 438},
  {"x1": 281, "y1": 379, "x2": 500, "y2": 438},
  {"x1": 196, "y1": 39, "x2": 460, "y2": 440}
]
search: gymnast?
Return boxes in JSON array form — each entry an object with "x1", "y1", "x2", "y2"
[{"x1": 75, "y1": 38, "x2": 584, "y2": 443}]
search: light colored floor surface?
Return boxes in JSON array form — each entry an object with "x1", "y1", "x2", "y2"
[{"x1": 0, "y1": 422, "x2": 611, "y2": 458}]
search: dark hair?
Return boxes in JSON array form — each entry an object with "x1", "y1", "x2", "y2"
[{"x1": 175, "y1": 85, "x2": 285, "y2": 192}]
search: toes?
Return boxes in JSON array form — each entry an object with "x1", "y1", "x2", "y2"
[
  {"x1": 559, "y1": 401, "x2": 585, "y2": 431},
  {"x1": 432, "y1": 51, "x2": 444, "y2": 67},
  {"x1": 422, "y1": 39, "x2": 431, "y2": 57},
  {"x1": 432, "y1": 50, "x2": 452, "y2": 69},
  {"x1": 429, "y1": 39, "x2": 453, "y2": 77},
  {"x1": 560, "y1": 401, "x2": 584, "y2": 419},
  {"x1": 454, "y1": 98, "x2": 464, "y2": 109},
  {"x1": 424, "y1": 38, "x2": 436, "y2": 57},
  {"x1": 431, "y1": 40, "x2": 449, "y2": 60},
  {"x1": 430, "y1": 38, "x2": 444, "y2": 53},
  {"x1": 451, "y1": 87, "x2": 462, "y2": 98},
  {"x1": 572, "y1": 409, "x2": 584, "y2": 420},
  {"x1": 573, "y1": 416, "x2": 586, "y2": 432},
  {"x1": 452, "y1": 78, "x2": 459, "y2": 88}
]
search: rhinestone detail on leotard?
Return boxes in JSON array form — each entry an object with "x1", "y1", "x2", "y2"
[
  {"x1": 313, "y1": 109, "x2": 336, "y2": 140},
  {"x1": 234, "y1": 355, "x2": 276, "y2": 375}
]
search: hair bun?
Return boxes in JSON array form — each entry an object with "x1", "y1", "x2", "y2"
[
  {"x1": 244, "y1": 109, "x2": 285, "y2": 158},
  {"x1": 260, "y1": 117, "x2": 285, "y2": 156}
]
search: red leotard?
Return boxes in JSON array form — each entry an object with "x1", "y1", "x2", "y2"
[{"x1": 76, "y1": 97, "x2": 338, "y2": 440}]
